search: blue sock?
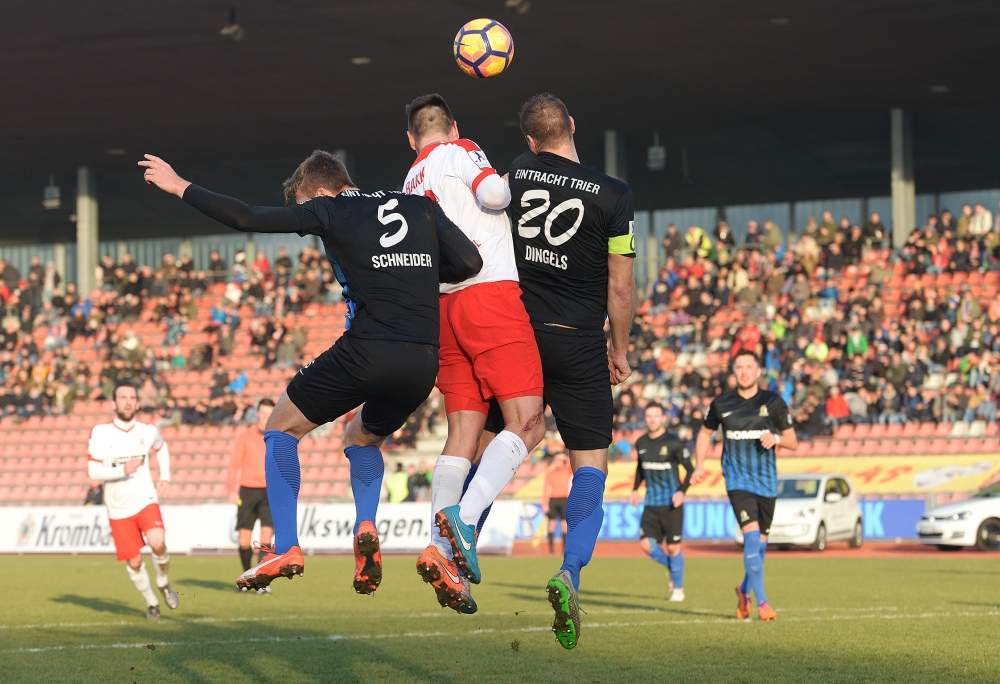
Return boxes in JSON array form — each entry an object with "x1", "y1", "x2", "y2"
[
  {"x1": 669, "y1": 551, "x2": 685, "y2": 589},
  {"x1": 560, "y1": 467, "x2": 606, "y2": 591},
  {"x1": 743, "y1": 531, "x2": 767, "y2": 604},
  {"x1": 462, "y1": 463, "x2": 492, "y2": 535},
  {"x1": 740, "y1": 540, "x2": 766, "y2": 594},
  {"x1": 648, "y1": 542, "x2": 671, "y2": 569},
  {"x1": 345, "y1": 445, "x2": 385, "y2": 534},
  {"x1": 264, "y1": 430, "x2": 300, "y2": 554}
]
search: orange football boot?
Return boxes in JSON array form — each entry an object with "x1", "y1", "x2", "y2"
[
  {"x1": 758, "y1": 601, "x2": 778, "y2": 621},
  {"x1": 416, "y1": 545, "x2": 477, "y2": 614},
  {"x1": 236, "y1": 542, "x2": 304, "y2": 590},
  {"x1": 735, "y1": 584, "x2": 752, "y2": 620},
  {"x1": 353, "y1": 520, "x2": 382, "y2": 595}
]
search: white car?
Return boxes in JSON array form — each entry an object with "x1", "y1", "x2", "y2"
[
  {"x1": 735, "y1": 474, "x2": 864, "y2": 551},
  {"x1": 917, "y1": 480, "x2": 1000, "y2": 552}
]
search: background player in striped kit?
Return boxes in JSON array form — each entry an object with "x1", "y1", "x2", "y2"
[
  {"x1": 691, "y1": 350, "x2": 798, "y2": 621},
  {"x1": 629, "y1": 402, "x2": 692, "y2": 602}
]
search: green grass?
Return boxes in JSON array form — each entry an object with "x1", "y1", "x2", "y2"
[{"x1": 3, "y1": 552, "x2": 999, "y2": 683}]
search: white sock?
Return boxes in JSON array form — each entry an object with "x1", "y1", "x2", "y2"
[
  {"x1": 458, "y1": 430, "x2": 527, "y2": 526},
  {"x1": 151, "y1": 553, "x2": 170, "y2": 589},
  {"x1": 431, "y1": 456, "x2": 471, "y2": 557},
  {"x1": 127, "y1": 561, "x2": 159, "y2": 607}
]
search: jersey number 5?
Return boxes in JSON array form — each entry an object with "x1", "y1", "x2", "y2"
[
  {"x1": 377, "y1": 199, "x2": 409, "y2": 248},
  {"x1": 516, "y1": 189, "x2": 585, "y2": 246}
]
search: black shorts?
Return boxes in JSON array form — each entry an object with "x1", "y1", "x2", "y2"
[
  {"x1": 236, "y1": 486, "x2": 272, "y2": 530},
  {"x1": 285, "y1": 335, "x2": 438, "y2": 436},
  {"x1": 728, "y1": 490, "x2": 777, "y2": 535},
  {"x1": 640, "y1": 504, "x2": 684, "y2": 543},
  {"x1": 534, "y1": 325, "x2": 612, "y2": 451},
  {"x1": 548, "y1": 497, "x2": 568, "y2": 521}
]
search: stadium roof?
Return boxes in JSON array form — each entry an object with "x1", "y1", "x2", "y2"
[{"x1": 2, "y1": 0, "x2": 999, "y2": 241}]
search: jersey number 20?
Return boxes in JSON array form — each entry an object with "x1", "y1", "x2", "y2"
[
  {"x1": 377, "y1": 199, "x2": 409, "y2": 248},
  {"x1": 516, "y1": 189, "x2": 585, "y2": 246}
]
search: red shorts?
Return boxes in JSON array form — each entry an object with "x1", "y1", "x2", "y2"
[
  {"x1": 438, "y1": 280, "x2": 543, "y2": 414},
  {"x1": 109, "y1": 503, "x2": 164, "y2": 561}
]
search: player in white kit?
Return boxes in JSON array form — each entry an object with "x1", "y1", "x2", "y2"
[
  {"x1": 87, "y1": 382, "x2": 179, "y2": 620},
  {"x1": 403, "y1": 94, "x2": 546, "y2": 614}
]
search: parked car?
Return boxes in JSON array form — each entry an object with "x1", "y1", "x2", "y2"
[
  {"x1": 734, "y1": 473, "x2": 864, "y2": 551},
  {"x1": 917, "y1": 480, "x2": 1000, "y2": 552}
]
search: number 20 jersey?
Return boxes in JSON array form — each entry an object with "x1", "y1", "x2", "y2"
[{"x1": 507, "y1": 151, "x2": 635, "y2": 330}]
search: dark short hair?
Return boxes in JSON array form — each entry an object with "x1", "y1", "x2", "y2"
[
  {"x1": 113, "y1": 381, "x2": 137, "y2": 400},
  {"x1": 282, "y1": 150, "x2": 353, "y2": 205},
  {"x1": 645, "y1": 402, "x2": 665, "y2": 414},
  {"x1": 405, "y1": 94, "x2": 455, "y2": 140},
  {"x1": 519, "y1": 93, "x2": 572, "y2": 150},
  {"x1": 732, "y1": 349, "x2": 761, "y2": 367},
  {"x1": 258, "y1": 398, "x2": 275, "y2": 409}
]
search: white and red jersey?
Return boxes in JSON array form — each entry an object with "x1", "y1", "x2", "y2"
[
  {"x1": 403, "y1": 138, "x2": 517, "y2": 294},
  {"x1": 87, "y1": 419, "x2": 170, "y2": 520}
]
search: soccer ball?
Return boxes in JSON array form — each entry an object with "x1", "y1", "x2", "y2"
[{"x1": 453, "y1": 19, "x2": 514, "y2": 78}]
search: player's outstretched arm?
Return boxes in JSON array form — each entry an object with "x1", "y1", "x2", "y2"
[
  {"x1": 431, "y1": 203, "x2": 484, "y2": 283},
  {"x1": 606, "y1": 254, "x2": 635, "y2": 385},
  {"x1": 139, "y1": 155, "x2": 313, "y2": 234}
]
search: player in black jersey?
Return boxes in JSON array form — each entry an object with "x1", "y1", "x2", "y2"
[
  {"x1": 505, "y1": 93, "x2": 635, "y2": 650},
  {"x1": 140, "y1": 151, "x2": 482, "y2": 596},
  {"x1": 691, "y1": 350, "x2": 798, "y2": 621},
  {"x1": 629, "y1": 403, "x2": 692, "y2": 602}
]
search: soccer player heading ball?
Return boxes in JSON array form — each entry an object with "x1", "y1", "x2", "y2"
[
  {"x1": 402, "y1": 94, "x2": 546, "y2": 615},
  {"x1": 87, "y1": 382, "x2": 178, "y2": 620},
  {"x1": 140, "y1": 150, "x2": 482, "y2": 595},
  {"x1": 506, "y1": 94, "x2": 636, "y2": 649},
  {"x1": 691, "y1": 350, "x2": 799, "y2": 621}
]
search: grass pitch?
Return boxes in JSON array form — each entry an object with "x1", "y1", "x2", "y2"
[{"x1": 3, "y1": 551, "x2": 999, "y2": 683}]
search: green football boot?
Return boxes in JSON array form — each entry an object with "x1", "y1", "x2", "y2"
[{"x1": 546, "y1": 569, "x2": 581, "y2": 650}]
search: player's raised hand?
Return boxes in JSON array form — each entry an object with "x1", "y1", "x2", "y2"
[
  {"x1": 138, "y1": 155, "x2": 191, "y2": 198},
  {"x1": 608, "y1": 351, "x2": 631, "y2": 385},
  {"x1": 156, "y1": 479, "x2": 171, "y2": 499}
]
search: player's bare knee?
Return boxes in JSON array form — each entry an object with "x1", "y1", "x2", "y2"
[
  {"x1": 638, "y1": 538, "x2": 651, "y2": 554},
  {"x1": 667, "y1": 543, "x2": 682, "y2": 556},
  {"x1": 265, "y1": 393, "x2": 316, "y2": 439}
]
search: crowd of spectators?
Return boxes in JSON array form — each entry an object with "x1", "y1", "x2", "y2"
[
  {"x1": 616, "y1": 200, "x2": 1000, "y2": 454},
  {"x1": 2, "y1": 198, "x2": 999, "y2": 450},
  {"x1": 0, "y1": 243, "x2": 344, "y2": 426}
]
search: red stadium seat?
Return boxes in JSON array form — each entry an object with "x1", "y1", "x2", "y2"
[{"x1": 834, "y1": 425, "x2": 854, "y2": 439}]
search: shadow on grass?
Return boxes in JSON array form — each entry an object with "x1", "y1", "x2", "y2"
[
  {"x1": 50, "y1": 594, "x2": 141, "y2": 617},
  {"x1": 177, "y1": 579, "x2": 240, "y2": 593},
  {"x1": 921, "y1": 568, "x2": 999, "y2": 577}
]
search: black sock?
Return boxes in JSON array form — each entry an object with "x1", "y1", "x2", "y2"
[
  {"x1": 548, "y1": 531, "x2": 554, "y2": 554},
  {"x1": 239, "y1": 547, "x2": 253, "y2": 571}
]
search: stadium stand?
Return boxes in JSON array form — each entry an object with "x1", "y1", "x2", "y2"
[{"x1": 1, "y1": 201, "x2": 999, "y2": 505}]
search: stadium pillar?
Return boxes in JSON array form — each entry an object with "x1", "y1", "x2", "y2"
[
  {"x1": 604, "y1": 130, "x2": 627, "y2": 182},
  {"x1": 75, "y1": 167, "x2": 98, "y2": 295},
  {"x1": 890, "y1": 108, "x2": 915, "y2": 248}
]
